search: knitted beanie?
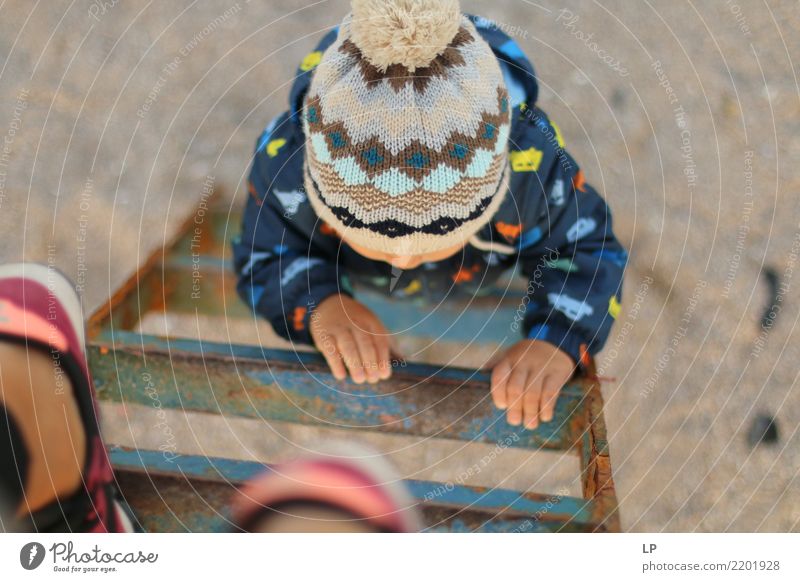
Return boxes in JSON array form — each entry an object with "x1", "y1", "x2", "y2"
[{"x1": 303, "y1": 0, "x2": 511, "y2": 255}]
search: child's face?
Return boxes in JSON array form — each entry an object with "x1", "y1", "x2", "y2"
[{"x1": 342, "y1": 236, "x2": 465, "y2": 270}]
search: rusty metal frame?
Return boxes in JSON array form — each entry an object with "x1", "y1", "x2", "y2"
[{"x1": 88, "y1": 192, "x2": 620, "y2": 532}]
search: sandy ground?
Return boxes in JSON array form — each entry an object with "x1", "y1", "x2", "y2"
[{"x1": 1, "y1": 0, "x2": 798, "y2": 532}]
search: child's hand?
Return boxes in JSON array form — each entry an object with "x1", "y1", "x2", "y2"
[
  {"x1": 310, "y1": 294, "x2": 393, "y2": 384},
  {"x1": 486, "y1": 340, "x2": 576, "y2": 430}
]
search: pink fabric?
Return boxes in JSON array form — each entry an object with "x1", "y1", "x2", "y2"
[{"x1": 232, "y1": 459, "x2": 414, "y2": 532}]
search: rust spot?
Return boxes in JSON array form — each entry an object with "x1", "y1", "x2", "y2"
[
  {"x1": 229, "y1": 386, "x2": 275, "y2": 401},
  {"x1": 589, "y1": 375, "x2": 618, "y2": 384}
]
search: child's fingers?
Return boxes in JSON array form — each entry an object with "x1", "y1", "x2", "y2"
[
  {"x1": 539, "y1": 375, "x2": 563, "y2": 423},
  {"x1": 373, "y1": 322, "x2": 403, "y2": 370},
  {"x1": 352, "y1": 330, "x2": 380, "y2": 383},
  {"x1": 320, "y1": 338, "x2": 348, "y2": 381},
  {"x1": 365, "y1": 318, "x2": 392, "y2": 380},
  {"x1": 505, "y1": 368, "x2": 528, "y2": 426},
  {"x1": 374, "y1": 333, "x2": 392, "y2": 380},
  {"x1": 523, "y1": 373, "x2": 544, "y2": 430},
  {"x1": 490, "y1": 359, "x2": 512, "y2": 410},
  {"x1": 388, "y1": 338, "x2": 405, "y2": 366},
  {"x1": 336, "y1": 331, "x2": 366, "y2": 384}
]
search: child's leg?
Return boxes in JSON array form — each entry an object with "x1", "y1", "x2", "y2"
[
  {"x1": 0, "y1": 263, "x2": 135, "y2": 532},
  {"x1": 0, "y1": 341, "x2": 86, "y2": 517}
]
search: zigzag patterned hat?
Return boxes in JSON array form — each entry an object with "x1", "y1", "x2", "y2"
[{"x1": 303, "y1": 0, "x2": 511, "y2": 255}]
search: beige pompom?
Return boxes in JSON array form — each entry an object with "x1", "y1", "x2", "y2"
[{"x1": 350, "y1": 0, "x2": 462, "y2": 72}]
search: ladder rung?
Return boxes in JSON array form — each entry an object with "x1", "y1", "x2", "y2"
[
  {"x1": 90, "y1": 333, "x2": 588, "y2": 452},
  {"x1": 110, "y1": 447, "x2": 598, "y2": 533}
]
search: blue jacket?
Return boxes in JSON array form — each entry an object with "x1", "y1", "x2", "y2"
[{"x1": 233, "y1": 16, "x2": 628, "y2": 365}]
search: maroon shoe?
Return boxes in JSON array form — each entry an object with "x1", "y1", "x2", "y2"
[{"x1": 0, "y1": 263, "x2": 136, "y2": 532}]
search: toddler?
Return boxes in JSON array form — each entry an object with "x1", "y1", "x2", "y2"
[{"x1": 234, "y1": 0, "x2": 627, "y2": 430}]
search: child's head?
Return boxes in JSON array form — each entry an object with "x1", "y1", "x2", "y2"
[{"x1": 302, "y1": 0, "x2": 511, "y2": 264}]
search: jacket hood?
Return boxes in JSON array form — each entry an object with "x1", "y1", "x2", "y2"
[{"x1": 287, "y1": 13, "x2": 539, "y2": 124}]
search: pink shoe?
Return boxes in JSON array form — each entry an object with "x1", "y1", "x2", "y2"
[
  {"x1": 0, "y1": 263, "x2": 136, "y2": 532},
  {"x1": 230, "y1": 444, "x2": 422, "y2": 532}
]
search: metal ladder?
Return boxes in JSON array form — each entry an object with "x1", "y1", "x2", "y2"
[{"x1": 87, "y1": 192, "x2": 620, "y2": 532}]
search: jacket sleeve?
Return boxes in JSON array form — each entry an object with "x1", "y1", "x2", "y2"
[
  {"x1": 516, "y1": 112, "x2": 628, "y2": 365},
  {"x1": 232, "y1": 115, "x2": 350, "y2": 346}
]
